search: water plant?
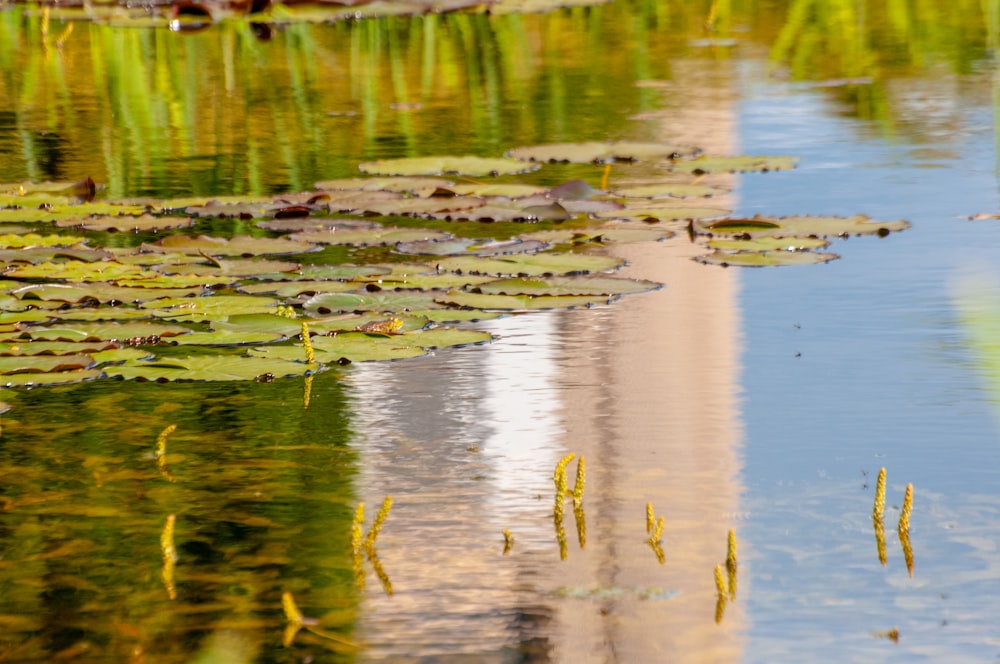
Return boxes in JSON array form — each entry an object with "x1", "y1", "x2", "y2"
[
  {"x1": 873, "y1": 467, "x2": 888, "y2": 566},
  {"x1": 725, "y1": 529, "x2": 738, "y2": 600},
  {"x1": 161, "y1": 513, "x2": 177, "y2": 601},
  {"x1": 502, "y1": 528, "x2": 514, "y2": 555},
  {"x1": 898, "y1": 483, "x2": 913, "y2": 535},
  {"x1": 155, "y1": 423, "x2": 178, "y2": 483}
]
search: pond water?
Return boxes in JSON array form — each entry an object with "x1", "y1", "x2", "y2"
[{"x1": 1, "y1": 1, "x2": 999, "y2": 662}]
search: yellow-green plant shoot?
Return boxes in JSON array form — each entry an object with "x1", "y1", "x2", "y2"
[
  {"x1": 301, "y1": 321, "x2": 315, "y2": 365},
  {"x1": 873, "y1": 467, "x2": 886, "y2": 522},
  {"x1": 898, "y1": 483, "x2": 913, "y2": 535},
  {"x1": 364, "y1": 496, "x2": 393, "y2": 552}
]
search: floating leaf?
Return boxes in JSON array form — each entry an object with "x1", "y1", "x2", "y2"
[
  {"x1": 105, "y1": 355, "x2": 323, "y2": 382},
  {"x1": 141, "y1": 235, "x2": 320, "y2": 257},
  {"x1": 0, "y1": 340, "x2": 117, "y2": 356},
  {"x1": 694, "y1": 214, "x2": 910, "y2": 238},
  {"x1": 434, "y1": 252, "x2": 623, "y2": 276},
  {"x1": 448, "y1": 183, "x2": 550, "y2": 198},
  {"x1": 143, "y1": 295, "x2": 281, "y2": 321},
  {"x1": 358, "y1": 156, "x2": 539, "y2": 177},
  {"x1": 54, "y1": 214, "x2": 194, "y2": 232},
  {"x1": 257, "y1": 217, "x2": 379, "y2": 233},
  {"x1": 520, "y1": 227, "x2": 674, "y2": 244},
  {"x1": 288, "y1": 226, "x2": 451, "y2": 246},
  {"x1": 303, "y1": 292, "x2": 444, "y2": 315},
  {"x1": 506, "y1": 141, "x2": 700, "y2": 164},
  {"x1": 477, "y1": 275, "x2": 661, "y2": 297},
  {"x1": 21, "y1": 321, "x2": 191, "y2": 342},
  {"x1": 11, "y1": 283, "x2": 206, "y2": 304},
  {"x1": 238, "y1": 280, "x2": 361, "y2": 297},
  {"x1": 437, "y1": 291, "x2": 617, "y2": 310},
  {"x1": 694, "y1": 250, "x2": 840, "y2": 267},
  {"x1": 706, "y1": 236, "x2": 831, "y2": 251},
  {"x1": 670, "y1": 155, "x2": 799, "y2": 174},
  {"x1": 0, "y1": 233, "x2": 87, "y2": 248},
  {"x1": 315, "y1": 176, "x2": 455, "y2": 193},
  {"x1": 596, "y1": 205, "x2": 730, "y2": 221},
  {"x1": 0, "y1": 368, "x2": 104, "y2": 388},
  {"x1": 611, "y1": 183, "x2": 728, "y2": 198},
  {"x1": 154, "y1": 258, "x2": 301, "y2": 278},
  {"x1": 0, "y1": 353, "x2": 95, "y2": 374}
]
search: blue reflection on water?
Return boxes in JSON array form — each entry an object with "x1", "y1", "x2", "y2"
[{"x1": 735, "y1": 71, "x2": 1000, "y2": 661}]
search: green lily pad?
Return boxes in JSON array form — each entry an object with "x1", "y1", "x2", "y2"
[
  {"x1": 671, "y1": 155, "x2": 799, "y2": 174},
  {"x1": 21, "y1": 321, "x2": 191, "y2": 342},
  {"x1": 238, "y1": 280, "x2": 361, "y2": 297},
  {"x1": 289, "y1": 226, "x2": 451, "y2": 246},
  {"x1": 436, "y1": 291, "x2": 618, "y2": 310},
  {"x1": 0, "y1": 233, "x2": 87, "y2": 248},
  {"x1": 154, "y1": 258, "x2": 302, "y2": 278},
  {"x1": 167, "y1": 330, "x2": 289, "y2": 346},
  {"x1": 209, "y1": 313, "x2": 308, "y2": 337},
  {"x1": 520, "y1": 227, "x2": 674, "y2": 244},
  {"x1": 694, "y1": 250, "x2": 840, "y2": 267},
  {"x1": 358, "y1": 156, "x2": 539, "y2": 177},
  {"x1": 257, "y1": 217, "x2": 378, "y2": 233},
  {"x1": 706, "y1": 236, "x2": 831, "y2": 251},
  {"x1": 5, "y1": 261, "x2": 151, "y2": 282},
  {"x1": 0, "y1": 340, "x2": 117, "y2": 356},
  {"x1": 506, "y1": 141, "x2": 700, "y2": 164},
  {"x1": 0, "y1": 368, "x2": 105, "y2": 388},
  {"x1": 315, "y1": 176, "x2": 455, "y2": 193},
  {"x1": 302, "y1": 292, "x2": 445, "y2": 315},
  {"x1": 54, "y1": 214, "x2": 194, "y2": 232},
  {"x1": 143, "y1": 295, "x2": 281, "y2": 321},
  {"x1": 104, "y1": 355, "x2": 323, "y2": 382},
  {"x1": 477, "y1": 275, "x2": 661, "y2": 297},
  {"x1": 448, "y1": 183, "x2": 550, "y2": 198},
  {"x1": 11, "y1": 283, "x2": 205, "y2": 304},
  {"x1": 611, "y1": 183, "x2": 728, "y2": 198},
  {"x1": 141, "y1": 235, "x2": 320, "y2": 257},
  {"x1": 596, "y1": 205, "x2": 730, "y2": 221},
  {"x1": 434, "y1": 252, "x2": 623, "y2": 276},
  {"x1": 0, "y1": 354, "x2": 95, "y2": 374},
  {"x1": 694, "y1": 215, "x2": 910, "y2": 238},
  {"x1": 253, "y1": 334, "x2": 426, "y2": 363},
  {"x1": 89, "y1": 347, "x2": 155, "y2": 365}
]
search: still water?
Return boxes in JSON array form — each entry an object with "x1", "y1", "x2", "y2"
[{"x1": 0, "y1": 1, "x2": 999, "y2": 661}]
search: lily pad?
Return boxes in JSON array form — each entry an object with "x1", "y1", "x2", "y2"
[
  {"x1": 358, "y1": 156, "x2": 540, "y2": 177},
  {"x1": 21, "y1": 321, "x2": 191, "y2": 342},
  {"x1": 11, "y1": 283, "x2": 206, "y2": 304},
  {"x1": 706, "y1": 236, "x2": 831, "y2": 251},
  {"x1": 596, "y1": 205, "x2": 730, "y2": 221},
  {"x1": 694, "y1": 215, "x2": 910, "y2": 238},
  {"x1": 238, "y1": 280, "x2": 361, "y2": 297},
  {"x1": 143, "y1": 295, "x2": 282, "y2": 320},
  {"x1": 315, "y1": 176, "x2": 455, "y2": 193},
  {"x1": 141, "y1": 235, "x2": 321, "y2": 257},
  {"x1": 54, "y1": 214, "x2": 194, "y2": 232},
  {"x1": 104, "y1": 355, "x2": 323, "y2": 382},
  {"x1": 0, "y1": 368, "x2": 105, "y2": 388},
  {"x1": 436, "y1": 291, "x2": 618, "y2": 310},
  {"x1": 0, "y1": 354, "x2": 95, "y2": 374},
  {"x1": 434, "y1": 252, "x2": 623, "y2": 276},
  {"x1": 506, "y1": 141, "x2": 700, "y2": 164},
  {"x1": 670, "y1": 155, "x2": 799, "y2": 174},
  {"x1": 288, "y1": 226, "x2": 451, "y2": 246},
  {"x1": 477, "y1": 275, "x2": 661, "y2": 297},
  {"x1": 302, "y1": 292, "x2": 445, "y2": 315},
  {"x1": 520, "y1": 227, "x2": 674, "y2": 244},
  {"x1": 0, "y1": 340, "x2": 118, "y2": 356},
  {"x1": 611, "y1": 183, "x2": 728, "y2": 198},
  {"x1": 694, "y1": 250, "x2": 840, "y2": 267},
  {"x1": 0, "y1": 233, "x2": 87, "y2": 248}
]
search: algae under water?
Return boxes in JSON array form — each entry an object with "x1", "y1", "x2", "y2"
[{"x1": 0, "y1": 1, "x2": 999, "y2": 662}]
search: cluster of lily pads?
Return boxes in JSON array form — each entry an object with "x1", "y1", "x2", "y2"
[{"x1": 0, "y1": 142, "x2": 908, "y2": 386}]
